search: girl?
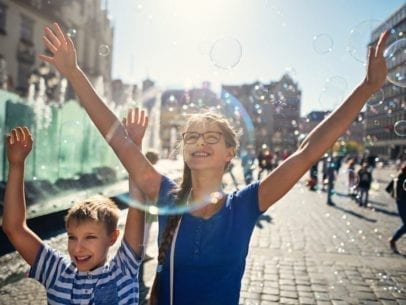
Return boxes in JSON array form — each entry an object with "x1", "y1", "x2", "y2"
[{"x1": 39, "y1": 23, "x2": 389, "y2": 304}]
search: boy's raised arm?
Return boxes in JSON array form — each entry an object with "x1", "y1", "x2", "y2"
[
  {"x1": 2, "y1": 127, "x2": 42, "y2": 266},
  {"x1": 39, "y1": 23, "x2": 161, "y2": 200},
  {"x1": 122, "y1": 107, "x2": 149, "y2": 256}
]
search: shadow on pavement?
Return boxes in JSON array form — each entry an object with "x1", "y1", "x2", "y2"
[
  {"x1": 256, "y1": 214, "x2": 272, "y2": 229},
  {"x1": 330, "y1": 205, "x2": 377, "y2": 223}
]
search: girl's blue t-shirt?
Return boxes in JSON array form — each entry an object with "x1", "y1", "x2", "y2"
[{"x1": 156, "y1": 176, "x2": 262, "y2": 305}]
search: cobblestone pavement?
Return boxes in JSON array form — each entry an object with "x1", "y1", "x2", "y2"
[{"x1": 0, "y1": 163, "x2": 405, "y2": 304}]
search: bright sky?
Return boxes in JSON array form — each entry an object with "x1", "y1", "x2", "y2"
[{"x1": 106, "y1": 0, "x2": 404, "y2": 115}]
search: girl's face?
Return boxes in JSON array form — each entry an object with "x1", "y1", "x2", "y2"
[
  {"x1": 182, "y1": 120, "x2": 234, "y2": 171},
  {"x1": 67, "y1": 220, "x2": 118, "y2": 272}
]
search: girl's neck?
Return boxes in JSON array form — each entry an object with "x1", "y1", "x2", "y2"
[{"x1": 190, "y1": 171, "x2": 223, "y2": 201}]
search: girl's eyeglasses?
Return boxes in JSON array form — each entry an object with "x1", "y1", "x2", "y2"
[{"x1": 182, "y1": 131, "x2": 223, "y2": 144}]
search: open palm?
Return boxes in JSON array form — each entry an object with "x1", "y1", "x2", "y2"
[
  {"x1": 7, "y1": 127, "x2": 33, "y2": 164},
  {"x1": 123, "y1": 107, "x2": 149, "y2": 146}
]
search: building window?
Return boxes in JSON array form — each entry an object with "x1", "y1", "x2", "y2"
[
  {"x1": 0, "y1": 3, "x2": 7, "y2": 34},
  {"x1": 20, "y1": 15, "x2": 34, "y2": 44},
  {"x1": 17, "y1": 61, "x2": 31, "y2": 92}
]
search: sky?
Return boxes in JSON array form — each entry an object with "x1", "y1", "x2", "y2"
[{"x1": 106, "y1": 0, "x2": 404, "y2": 116}]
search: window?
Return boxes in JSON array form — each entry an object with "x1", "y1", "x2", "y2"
[
  {"x1": 20, "y1": 15, "x2": 34, "y2": 43},
  {"x1": 0, "y1": 3, "x2": 7, "y2": 34},
  {"x1": 17, "y1": 61, "x2": 31, "y2": 91}
]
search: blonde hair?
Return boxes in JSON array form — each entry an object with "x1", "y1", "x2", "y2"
[
  {"x1": 149, "y1": 111, "x2": 239, "y2": 305},
  {"x1": 65, "y1": 195, "x2": 120, "y2": 234}
]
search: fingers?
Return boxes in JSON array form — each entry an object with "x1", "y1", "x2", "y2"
[
  {"x1": 45, "y1": 26, "x2": 61, "y2": 48},
  {"x1": 8, "y1": 126, "x2": 32, "y2": 144},
  {"x1": 376, "y1": 30, "x2": 389, "y2": 57},
  {"x1": 42, "y1": 35, "x2": 57, "y2": 54},
  {"x1": 127, "y1": 108, "x2": 134, "y2": 124},
  {"x1": 52, "y1": 23, "x2": 67, "y2": 46},
  {"x1": 38, "y1": 54, "x2": 54, "y2": 63},
  {"x1": 66, "y1": 35, "x2": 76, "y2": 53}
]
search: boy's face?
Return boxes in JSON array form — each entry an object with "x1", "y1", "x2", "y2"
[{"x1": 67, "y1": 220, "x2": 119, "y2": 272}]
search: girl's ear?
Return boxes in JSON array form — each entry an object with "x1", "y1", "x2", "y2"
[
  {"x1": 110, "y1": 229, "x2": 120, "y2": 245},
  {"x1": 225, "y1": 147, "x2": 235, "y2": 161}
]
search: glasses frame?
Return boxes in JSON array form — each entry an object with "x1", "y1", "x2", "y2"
[{"x1": 182, "y1": 131, "x2": 223, "y2": 144}]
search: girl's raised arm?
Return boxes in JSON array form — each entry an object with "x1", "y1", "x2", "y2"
[
  {"x1": 39, "y1": 23, "x2": 161, "y2": 200},
  {"x1": 258, "y1": 30, "x2": 390, "y2": 212}
]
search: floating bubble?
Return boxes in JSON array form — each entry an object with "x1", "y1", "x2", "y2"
[
  {"x1": 394, "y1": 120, "x2": 406, "y2": 136},
  {"x1": 67, "y1": 28, "x2": 77, "y2": 38},
  {"x1": 348, "y1": 19, "x2": 382, "y2": 64},
  {"x1": 366, "y1": 88, "x2": 384, "y2": 107},
  {"x1": 252, "y1": 84, "x2": 268, "y2": 101},
  {"x1": 313, "y1": 33, "x2": 334, "y2": 54},
  {"x1": 210, "y1": 37, "x2": 242, "y2": 70},
  {"x1": 166, "y1": 94, "x2": 179, "y2": 112},
  {"x1": 319, "y1": 76, "x2": 348, "y2": 110},
  {"x1": 384, "y1": 38, "x2": 406, "y2": 88},
  {"x1": 98, "y1": 44, "x2": 110, "y2": 57}
]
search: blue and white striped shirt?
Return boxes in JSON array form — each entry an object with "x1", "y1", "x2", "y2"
[{"x1": 29, "y1": 239, "x2": 141, "y2": 305}]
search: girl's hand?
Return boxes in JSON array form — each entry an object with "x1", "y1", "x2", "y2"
[
  {"x1": 38, "y1": 23, "x2": 78, "y2": 78},
  {"x1": 6, "y1": 127, "x2": 33, "y2": 165},
  {"x1": 122, "y1": 107, "x2": 149, "y2": 147},
  {"x1": 364, "y1": 30, "x2": 389, "y2": 93}
]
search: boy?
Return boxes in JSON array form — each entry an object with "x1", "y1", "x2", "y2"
[{"x1": 2, "y1": 126, "x2": 144, "y2": 304}]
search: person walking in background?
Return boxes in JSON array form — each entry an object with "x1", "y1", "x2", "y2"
[
  {"x1": 257, "y1": 146, "x2": 273, "y2": 180},
  {"x1": 39, "y1": 22, "x2": 389, "y2": 305},
  {"x1": 241, "y1": 145, "x2": 256, "y2": 185},
  {"x1": 387, "y1": 163, "x2": 406, "y2": 254},
  {"x1": 326, "y1": 156, "x2": 336, "y2": 206},
  {"x1": 347, "y1": 159, "x2": 358, "y2": 198},
  {"x1": 2, "y1": 126, "x2": 144, "y2": 304},
  {"x1": 357, "y1": 162, "x2": 372, "y2": 207}
]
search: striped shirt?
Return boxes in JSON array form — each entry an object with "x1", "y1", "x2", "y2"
[{"x1": 29, "y1": 239, "x2": 141, "y2": 305}]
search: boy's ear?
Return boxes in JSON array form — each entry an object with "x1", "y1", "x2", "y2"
[{"x1": 110, "y1": 229, "x2": 120, "y2": 245}]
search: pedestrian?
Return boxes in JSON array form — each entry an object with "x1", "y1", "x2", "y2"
[
  {"x1": 306, "y1": 161, "x2": 318, "y2": 191},
  {"x1": 39, "y1": 22, "x2": 389, "y2": 305},
  {"x1": 347, "y1": 159, "x2": 358, "y2": 197},
  {"x1": 241, "y1": 145, "x2": 256, "y2": 185},
  {"x1": 387, "y1": 163, "x2": 406, "y2": 254},
  {"x1": 357, "y1": 162, "x2": 372, "y2": 207},
  {"x1": 257, "y1": 146, "x2": 273, "y2": 180},
  {"x1": 2, "y1": 126, "x2": 144, "y2": 304},
  {"x1": 326, "y1": 156, "x2": 336, "y2": 206}
]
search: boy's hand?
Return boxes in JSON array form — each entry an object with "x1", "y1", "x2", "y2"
[
  {"x1": 364, "y1": 30, "x2": 389, "y2": 93},
  {"x1": 122, "y1": 107, "x2": 149, "y2": 147},
  {"x1": 6, "y1": 127, "x2": 33, "y2": 164},
  {"x1": 38, "y1": 23, "x2": 78, "y2": 78}
]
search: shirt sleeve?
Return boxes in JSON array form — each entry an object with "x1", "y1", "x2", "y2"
[
  {"x1": 29, "y1": 244, "x2": 70, "y2": 290},
  {"x1": 112, "y1": 239, "x2": 142, "y2": 277}
]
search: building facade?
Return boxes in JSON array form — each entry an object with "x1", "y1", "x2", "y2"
[
  {"x1": 223, "y1": 73, "x2": 301, "y2": 154},
  {"x1": 366, "y1": 4, "x2": 406, "y2": 160},
  {"x1": 0, "y1": 0, "x2": 113, "y2": 101}
]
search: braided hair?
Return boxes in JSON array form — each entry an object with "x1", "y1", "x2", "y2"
[{"x1": 149, "y1": 112, "x2": 239, "y2": 305}]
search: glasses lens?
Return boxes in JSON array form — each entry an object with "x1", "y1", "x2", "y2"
[
  {"x1": 204, "y1": 132, "x2": 221, "y2": 144},
  {"x1": 184, "y1": 132, "x2": 199, "y2": 144}
]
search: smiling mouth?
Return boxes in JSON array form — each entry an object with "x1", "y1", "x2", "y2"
[
  {"x1": 192, "y1": 151, "x2": 210, "y2": 157},
  {"x1": 75, "y1": 255, "x2": 91, "y2": 263}
]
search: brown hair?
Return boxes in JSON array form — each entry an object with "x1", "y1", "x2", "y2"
[
  {"x1": 64, "y1": 195, "x2": 120, "y2": 234},
  {"x1": 149, "y1": 112, "x2": 239, "y2": 305}
]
